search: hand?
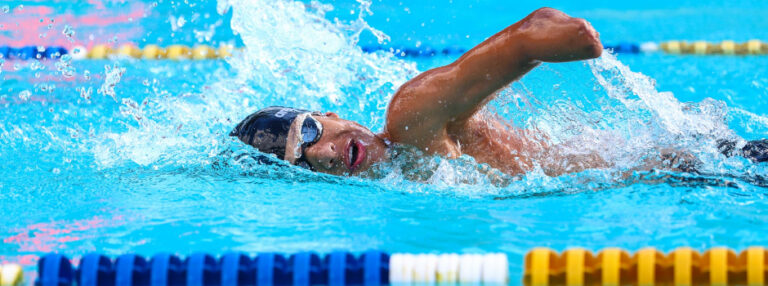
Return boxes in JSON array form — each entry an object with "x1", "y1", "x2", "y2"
[{"x1": 518, "y1": 8, "x2": 603, "y2": 62}]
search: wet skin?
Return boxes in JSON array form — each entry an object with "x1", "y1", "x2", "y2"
[
  {"x1": 299, "y1": 113, "x2": 389, "y2": 175},
  {"x1": 302, "y1": 8, "x2": 603, "y2": 176}
]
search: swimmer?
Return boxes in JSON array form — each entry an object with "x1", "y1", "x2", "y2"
[{"x1": 230, "y1": 8, "x2": 767, "y2": 176}]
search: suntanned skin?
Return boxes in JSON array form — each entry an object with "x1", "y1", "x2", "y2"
[{"x1": 299, "y1": 8, "x2": 604, "y2": 176}]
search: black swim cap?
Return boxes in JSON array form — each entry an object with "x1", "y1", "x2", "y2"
[{"x1": 230, "y1": 106, "x2": 312, "y2": 160}]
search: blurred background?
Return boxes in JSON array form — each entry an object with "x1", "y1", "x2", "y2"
[
  {"x1": 3, "y1": 0, "x2": 768, "y2": 48},
  {"x1": 3, "y1": 0, "x2": 768, "y2": 115}
]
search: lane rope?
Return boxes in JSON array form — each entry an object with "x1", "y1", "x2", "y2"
[
  {"x1": 30, "y1": 251, "x2": 508, "y2": 285},
  {"x1": 3, "y1": 247, "x2": 767, "y2": 285},
  {"x1": 0, "y1": 40, "x2": 766, "y2": 61}
]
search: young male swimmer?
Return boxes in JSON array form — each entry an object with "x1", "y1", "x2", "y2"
[{"x1": 230, "y1": 8, "x2": 767, "y2": 176}]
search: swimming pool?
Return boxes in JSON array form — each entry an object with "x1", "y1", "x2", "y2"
[{"x1": 1, "y1": 0, "x2": 768, "y2": 284}]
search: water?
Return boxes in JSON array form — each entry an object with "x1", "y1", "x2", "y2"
[{"x1": 1, "y1": 0, "x2": 768, "y2": 284}]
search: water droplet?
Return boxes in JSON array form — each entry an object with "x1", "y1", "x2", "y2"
[
  {"x1": 56, "y1": 54, "x2": 75, "y2": 78},
  {"x1": 1, "y1": 6, "x2": 10, "y2": 13},
  {"x1": 62, "y1": 25, "x2": 75, "y2": 42},
  {"x1": 84, "y1": 70, "x2": 91, "y2": 80},
  {"x1": 52, "y1": 168, "x2": 60, "y2": 174},
  {"x1": 18, "y1": 90, "x2": 31, "y2": 101},
  {"x1": 78, "y1": 86, "x2": 92, "y2": 101}
]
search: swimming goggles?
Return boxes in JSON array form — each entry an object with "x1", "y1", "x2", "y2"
[{"x1": 289, "y1": 113, "x2": 324, "y2": 170}]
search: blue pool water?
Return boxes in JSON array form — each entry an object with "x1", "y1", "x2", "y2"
[{"x1": 2, "y1": 0, "x2": 768, "y2": 283}]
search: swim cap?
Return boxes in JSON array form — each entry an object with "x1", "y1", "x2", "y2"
[{"x1": 230, "y1": 106, "x2": 312, "y2": 160}]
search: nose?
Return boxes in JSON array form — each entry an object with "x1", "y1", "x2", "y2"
[{"x1": 306, "y1": 142, "x2": 338, "y2": 170}]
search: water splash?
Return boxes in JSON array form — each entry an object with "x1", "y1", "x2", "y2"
[
  {"x1": 89, "y1": 0, "x2": 416, "y2": 173},
  {"x1": 475, "y1": 51, "x2": 767, "y2": 195}
]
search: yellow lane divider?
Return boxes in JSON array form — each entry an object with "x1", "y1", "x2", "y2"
[
  {"x1": 525, "y1": 247, "x2": 767, "y2": 286},
  {"x1": 659, "y1": 40, "x2": 768, "y2": 55},
  {"x1": 71, "y1": 44, "x2": 236, "y2": 60}
]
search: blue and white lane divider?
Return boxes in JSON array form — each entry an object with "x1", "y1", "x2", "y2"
[
  {"x1": 0, "y1": 46, "x2": 68, "y2": 60},
  {"x1": 1, "y1": 40, "x2": 766, "y2": 61},
  {"x1": 34, "y1": 252, "x2": 509, "y2": 285}
]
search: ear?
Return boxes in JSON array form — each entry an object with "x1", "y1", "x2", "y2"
[{"x1": 325, "y1": 112, "x2": 339, "y2": 118}]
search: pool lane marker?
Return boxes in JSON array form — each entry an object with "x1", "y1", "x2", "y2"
[
  {"x1": 70, "y1": 44, "x2": 235, "y2": 60},
  {"x1": 30, "y1": 252, "x2": 507, "y2": 285},
  {"x1": 1, "y1": 40, "x2": 767, "y2": 62},
  {"x1": 7, "y1": 247, "x2": 768, "y2": 285},
  {"x1": 524, "y1": 247, "x2": 768, "y2": 286},
  {"x1": 0, "y1": 263, "x2": 24, "y2": 286}
]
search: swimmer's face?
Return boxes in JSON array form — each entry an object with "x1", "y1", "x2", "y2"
[{"x1": 292, "y1": 112, "x2": 389, "y2": 175}]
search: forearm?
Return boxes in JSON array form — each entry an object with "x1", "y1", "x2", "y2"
[
  {"x1": 438, "y1": 8, "x2": 602, "y2": 122},
  {"x1": 386, "y1": 18, "x2": 539, "y2": 132},
  {"x1": 385, "y1": 8, "x2": 601, "y2": 142}
]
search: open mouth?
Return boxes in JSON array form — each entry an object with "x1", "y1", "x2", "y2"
[{"x1": 345, "y1": 139, "x2": 366, "y2": 172}]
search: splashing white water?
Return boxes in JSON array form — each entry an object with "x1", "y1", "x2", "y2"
[
  {"x1": 589, "y1": 52, "x2": 732, "y2": 138},
  {"x1": 224, "y1": 0, "x2": 415, "y2": 109},
  {"x1": 91, "y1": 0, "x2": 416, "y2": 169}
]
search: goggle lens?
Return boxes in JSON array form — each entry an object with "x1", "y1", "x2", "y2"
[{"x1": 293, "y1": 115, "x2": 323, "y2": 170}]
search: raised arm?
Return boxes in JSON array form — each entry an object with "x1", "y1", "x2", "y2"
[{"x1": 385, "y1": 8, "x2": 602, "y2": 147}]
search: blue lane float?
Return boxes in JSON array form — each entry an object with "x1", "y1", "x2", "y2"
[
  {"x1": 0, "y1": 46, "x2": 68, "y2": 60},
  {"x1": 36, "y1": 251, "x2": 393, "y2": 286},
  {"x1": 360, "y1": 45, "x2": 466, "y2": 57},
  {"x1": 603, "y1": 42, "x2": 640, "y2": 54}
]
